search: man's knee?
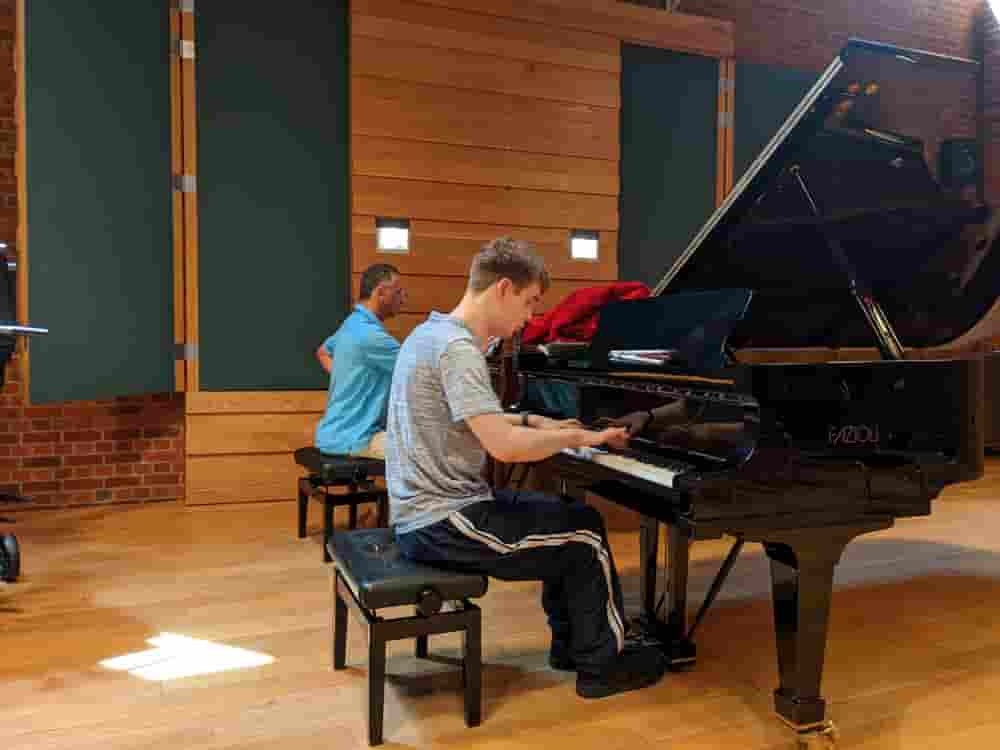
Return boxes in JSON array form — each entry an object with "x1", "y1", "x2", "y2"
[
  {"x1": 352, "y1": 431, "x2": 386, "y2": 459},
  {"x1": 564, "y1": 502, "x2": 605, "y2": 534}
]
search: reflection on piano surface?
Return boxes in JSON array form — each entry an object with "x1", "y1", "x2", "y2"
[{"x1": 490, "y1": 39, "x2": 992, "y2": 745}]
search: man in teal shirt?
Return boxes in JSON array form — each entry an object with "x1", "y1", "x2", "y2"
[{"x1": 314, "y1": 264, "x2": 406, "y2": 458}]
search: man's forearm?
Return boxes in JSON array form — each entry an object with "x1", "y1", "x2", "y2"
[
  {"x1": 503, "y1": 425, "x2": 579, "y2": 463},
  {"x1": 502, "y1": 412, "x2": 544, "y2": 428}
]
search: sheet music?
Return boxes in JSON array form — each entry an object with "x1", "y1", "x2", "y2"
[{"x1": 608, "y1": 349, "x2": 681, "y2": 367}]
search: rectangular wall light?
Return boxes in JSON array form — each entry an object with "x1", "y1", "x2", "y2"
[
  {"x1": 376, "y1": 217, "x2": 410, "y2": 253},
  {"x1": 570, "y1": 230, "x2": 599, "y2": 260}
]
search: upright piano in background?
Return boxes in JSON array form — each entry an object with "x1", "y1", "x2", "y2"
[{"x1": 493, "y1": 39, "x2": 995, "y2": 746}]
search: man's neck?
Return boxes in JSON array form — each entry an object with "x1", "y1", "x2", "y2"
[
  {"x1": 449, "y1": 293, "x2": 492, "y2": 345},
  {"x1": 361, "y1": 298, "x2": 384, "y2": 321}
]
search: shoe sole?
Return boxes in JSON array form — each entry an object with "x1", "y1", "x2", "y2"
[
  {"x1": 549, "y1": 654, "x2": 575, "y2": 671},
  {"x1": 575, "y1": 669, "x2": 662, "y2": 699}
]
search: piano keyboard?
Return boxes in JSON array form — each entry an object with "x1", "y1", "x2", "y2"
[{"x1": 560, "y1": 447, "x2": 693, "y2": 488}]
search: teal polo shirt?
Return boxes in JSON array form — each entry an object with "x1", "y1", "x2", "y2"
[{"x1": 315, "y1": 305, "x2": 401, "y2": 455}]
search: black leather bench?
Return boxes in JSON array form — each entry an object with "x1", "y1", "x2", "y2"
[
  {"x1": 294, "y1": 447, "x2": 389, "y2": 560},
  {"x1": 329, "y1": 528, "x2": 489, "y2": 746}
]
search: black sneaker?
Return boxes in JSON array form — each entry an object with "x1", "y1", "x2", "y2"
[
  {"x1": 575, "y1": 645, "x2": 666, "y2": 699},
  {"x1": 549, "y1": 639, "x2": 575, "y2": 671},
  {"x1": 552, "y1": 622, "x2": 663, "y2": 672}
]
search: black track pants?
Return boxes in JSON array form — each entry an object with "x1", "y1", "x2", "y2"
[{"x1": 396, "y1": 489, "x2": 626, "y2": 672}]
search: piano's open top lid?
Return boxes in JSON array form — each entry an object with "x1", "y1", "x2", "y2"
[{"x1": 652, "y1": 40, "x2": 995, "y2": 351}]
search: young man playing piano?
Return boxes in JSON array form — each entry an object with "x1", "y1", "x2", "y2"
[
  {"x1": 385, "y1": 238, "x2": 667, "y2": 699},
  {"x1": 314, "y1": 263, "x2": 406, "y2": 459}
]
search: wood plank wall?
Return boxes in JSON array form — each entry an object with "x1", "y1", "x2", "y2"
[
  {"x1": 349, "y1": 0, "x2": 732, "y2": 340},
  {"x1": 182, "y1": 1, "x2": 733, "y2": 507},
  {"x1": 185, "y1": 392, "x2": 325, "y2": 505}
]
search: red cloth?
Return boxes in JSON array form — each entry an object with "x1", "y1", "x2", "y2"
[{"x1": 522, "y1": 282, "x2": 651, "y2": 344}]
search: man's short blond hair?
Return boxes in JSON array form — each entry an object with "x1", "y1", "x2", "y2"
[{"x1": 468, "y1": 237, "x2": 550, "y2": 294}]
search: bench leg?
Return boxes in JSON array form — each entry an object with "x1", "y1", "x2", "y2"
[
  {"x1": 463, "y1": 608, "x2": 482, "y2": 728},
  {"x1": 368, "y1": 624, "x2": 387, "y2": 746},
  {"x1": 323, "y1": 494, "x2": 334, "y2": 563},
  {"x1": 334, "y1": 573, "x2": 348, "y2": 670},
  {"x1": 297, "y1": 479, "x2": 310, "y2": 539}
]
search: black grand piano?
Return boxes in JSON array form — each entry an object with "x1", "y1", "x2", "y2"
[{"x1": 495, "y1": 40, "x2": 993, "y2": 745}]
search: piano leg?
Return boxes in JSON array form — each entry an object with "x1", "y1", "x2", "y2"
[
  {"x1": 760, "y1": 520, "x2": 890, "y2": 736},
  {"x1": 634, "y1": 518, "x2": 697, "y2": 667},
  {"x1": 661, "y1": 523, "x2": 696, "y2": 667},
  {"x1": 638, "y1": 515, "x2": 658, "y2": 620}
]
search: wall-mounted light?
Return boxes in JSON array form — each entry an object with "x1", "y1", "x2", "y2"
[
  {"x1": 570, "y1": 230, "x2": 599, "y2": 261},
  {"x1": 376, "y1": 217, "x2": 410, "y2": 253}
]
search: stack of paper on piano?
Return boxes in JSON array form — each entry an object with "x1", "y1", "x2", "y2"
[{"x1": 608, "y1": 349, "x2": 682, "y2": 366}]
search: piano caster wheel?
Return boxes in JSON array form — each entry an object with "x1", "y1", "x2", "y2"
[{"x1": 796, "y1": 721, "x2": 838, "y2": 749}]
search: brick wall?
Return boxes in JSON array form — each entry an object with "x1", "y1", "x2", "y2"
[
  {"x1": 653, "y1": 0, "x2": 999, "y2": 200},
  {"x1": 0, "y1": 356, "x2": 184, "y2": 507},
  {"x1": 0, "y1": 0, "x2": 184, "y2": 510},
  {"x1": 675, "y1": 0, "x2": 982, "y2": 70}
]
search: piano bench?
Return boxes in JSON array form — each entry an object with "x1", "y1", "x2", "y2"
[
  {"x1": 294, "y1": 447, "x2": 389, "y2": 561},
  {"x1": 328, "y1": 528, "x2": 488, "y2": 746}
]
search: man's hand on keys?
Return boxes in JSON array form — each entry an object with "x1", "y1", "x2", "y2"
[{"x1": 572, "y1": 426, "x2": 628, "y2": 450}]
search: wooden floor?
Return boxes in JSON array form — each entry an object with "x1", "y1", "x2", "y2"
[{"x1": 4, "y1": 460, "x2": 1000, "y2": 749}]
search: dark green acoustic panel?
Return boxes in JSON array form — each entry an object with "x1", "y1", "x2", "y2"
[
  {"x1": 25, "y1": 1, "x2": 174, "y2": 403},
  {"x1": 619, "y1": 45, "x2": 719, "y2": 288},
  {"x1": 734, "y1": 62, "x2": 818, "y2": 181},
  {"x1": 197, "y1": 1, "x2": 350, "y2": 391}
]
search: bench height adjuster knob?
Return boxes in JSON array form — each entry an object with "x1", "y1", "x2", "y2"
[{"x1": 416, "y1": 586, "x2": 443, "y2": 617}]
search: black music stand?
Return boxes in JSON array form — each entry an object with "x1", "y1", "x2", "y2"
[{"x1": 0, "y1": 251, "x2": 49, "y2": 582}]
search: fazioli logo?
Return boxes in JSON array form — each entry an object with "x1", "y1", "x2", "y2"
[{"x1": 828, "y1": 424, "x2": 880, "y2": 446}]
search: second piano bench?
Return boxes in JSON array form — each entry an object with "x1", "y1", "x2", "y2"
[
  {"x1": 294, "y1": 447, "x2": 389, "y2": 561},
  {"x1": 329, "y1": 528, "x2": 488, "y2": 746}
]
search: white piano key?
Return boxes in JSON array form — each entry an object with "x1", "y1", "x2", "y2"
[{"x1": 560, "y1": 447, "x2": 685, "y2": 488}]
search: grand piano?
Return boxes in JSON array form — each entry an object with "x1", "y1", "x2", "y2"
[{"x1": 494, "y1": 40, "x2": 992, "y2": 746}]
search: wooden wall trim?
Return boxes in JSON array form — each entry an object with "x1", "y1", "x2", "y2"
[
  {"x1": 180, "y1": 9, "x2": 200, "y2": 392},
  {"x1": 15, "y1": 0, "x2": 28, "y2": 401},
  {"x1": 170, "y1": 7, "x2": 186, "y2": 391},
  {"x1": 716, "y1": 56, "x2": 735, "y2": 206},
  {"x1": 724, "y1": 57, "x2": 736, "y2": 197}
]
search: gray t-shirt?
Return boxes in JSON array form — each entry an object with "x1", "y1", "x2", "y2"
[{"x1": 386, "y1": 311, "x2": 503, "y2": 535}]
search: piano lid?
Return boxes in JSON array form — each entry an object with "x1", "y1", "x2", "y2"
[{"x1": 652, "y1": 40, "x2": 995, "y2": 350}]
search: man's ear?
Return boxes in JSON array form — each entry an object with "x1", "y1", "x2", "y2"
[{"x1": 495, "y1": 277, "x2": 513, "y2": 297}]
